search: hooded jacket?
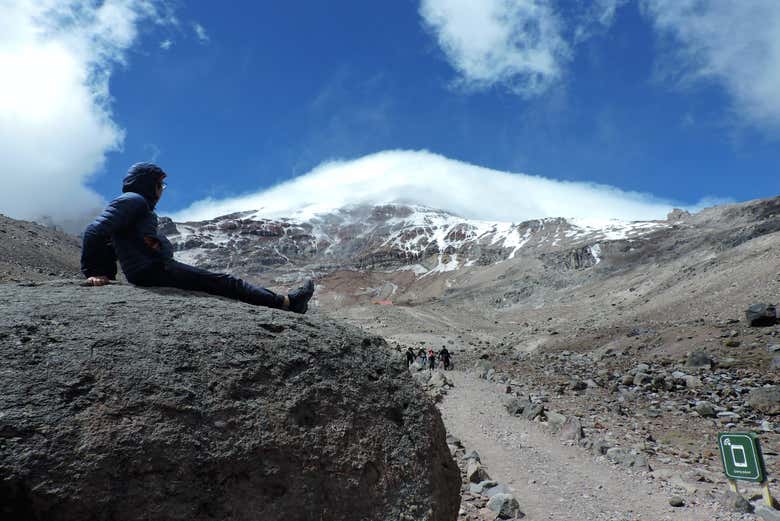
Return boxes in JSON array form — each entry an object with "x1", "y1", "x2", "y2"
[{"x1": 81, "y1": 163, "x2": 174, "y2": 282}]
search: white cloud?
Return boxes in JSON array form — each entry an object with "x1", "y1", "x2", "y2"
[
  {"x1": 169, "y1": 150, "x2": 690, "y2": 223},
  {"x1": 574, "y1": 0, "x2": 628, "y2": 43},
  {"x1": 419, "y1": 0, "x2": 570, "y2": 96},
  {"x1": 0, "y1": 0, "x2": 173, "y2": 231},
  {"x1": 193, "y1": 22, "x2": 209, "y2": 43},
  {"x1": 418, "y1": 0, "x2": 627, "y2": 97},
  {"x1": 642, "y1": 0, "x2": 780, "y2": 129},
  {"x1": 160, "y1": 39, "x2": 173, "y2": 50}
]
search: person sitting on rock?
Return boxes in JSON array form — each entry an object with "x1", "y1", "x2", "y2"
[{"x1": 81, "y1": 162, "x2": 315, "y2": 313}]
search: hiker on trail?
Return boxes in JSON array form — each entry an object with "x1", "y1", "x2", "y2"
[
  {"x1": 427, "y1": 348, "x2": 436, "y2": 371},
  {"x1": 81, "y1": 163, "x2": 315, "y2": 313},
  {"x1": 417, "y1": 348, "x2": 426, "y2": 367},
  {"x1": 439, "y1": 346, "x2": 452, "y2": 370},
  {"x1": 406, "y1": 347, "x2": 415, "y2": 366}
]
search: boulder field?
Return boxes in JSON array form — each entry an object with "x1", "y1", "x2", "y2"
[{"x1": 0, "y1": 281, "x2": 460, "y2": 521}]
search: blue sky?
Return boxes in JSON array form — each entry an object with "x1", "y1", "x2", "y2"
[{"x1": 2, "y1": 1, "x2": 779, "y2": 228}]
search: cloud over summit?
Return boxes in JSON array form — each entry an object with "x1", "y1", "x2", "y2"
[{"x1": 170, "y1": 150, "x2": 685, "y2": 224}]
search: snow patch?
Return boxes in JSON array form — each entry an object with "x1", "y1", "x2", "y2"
[{"x1": 589, "y1": 243, "x2": 602, "y2": 264}]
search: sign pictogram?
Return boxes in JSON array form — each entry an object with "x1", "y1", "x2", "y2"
[{"x1": 718, "y1": 432, "x2": 765, "y2": 483}]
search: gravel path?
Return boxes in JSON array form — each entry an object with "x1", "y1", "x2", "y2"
[{"x1": 438, "y1": 370, "x2": 748, "y2": 521}]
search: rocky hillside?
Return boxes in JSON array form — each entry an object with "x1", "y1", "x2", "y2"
[
  {"x1": 0, "y1": 214, "x2": 81, "y2": 283},
  {"x1": 0, "y1": 281, "x2": 460, "y2": 521},
  {"x1": 165, "y1": 203, "x2": 672, "y2": 277},
  {"x1": 162, "y1": 196, "x2": 780, "y2": 317}
]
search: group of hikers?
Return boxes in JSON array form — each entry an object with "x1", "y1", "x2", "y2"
[{"x1": 406, "y1": 346, "x2": 453, "y2": 371}]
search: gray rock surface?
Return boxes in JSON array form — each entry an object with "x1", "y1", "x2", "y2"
[
  {"x1": 749, "y1": 387, "x2": 780, "y2": 415},
  {"x1": 0, "y1": 281, "x2": 460, "y2": 521}
]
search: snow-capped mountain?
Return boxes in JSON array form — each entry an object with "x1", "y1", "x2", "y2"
[{"x1": 163, "y1": 203, "x2": 673, "y2": 278}]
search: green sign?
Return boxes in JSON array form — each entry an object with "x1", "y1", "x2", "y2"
[{"x1": 718, "y1": 432, "x2": 766, "y2": 483}]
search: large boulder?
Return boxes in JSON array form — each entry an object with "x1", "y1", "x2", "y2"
[{"x1": 0, "y1": 282, "x2": 461, "y2": 521}]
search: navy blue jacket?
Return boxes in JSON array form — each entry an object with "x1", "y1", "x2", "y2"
[{"x1": 81, "y1": 165, "x2": 174, "y2": 282}]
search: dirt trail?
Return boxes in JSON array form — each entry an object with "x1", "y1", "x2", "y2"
[{"x1": 438, "y1": 370, "x2": 744, "y2": 521}]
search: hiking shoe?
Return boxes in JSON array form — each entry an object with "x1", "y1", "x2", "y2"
[{"x1": 287, "y1": 279, "x2": 314, "y2": 314}]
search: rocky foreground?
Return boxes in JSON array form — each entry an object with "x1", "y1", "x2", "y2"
[{"x1": 0, "y1": 281, "x2": 461, "y2": 521}]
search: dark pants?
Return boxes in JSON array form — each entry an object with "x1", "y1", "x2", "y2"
[{"x1": 130, "y1": 260, "x2": 285, "y2": 309}]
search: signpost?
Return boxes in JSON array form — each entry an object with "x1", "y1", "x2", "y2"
[{"x1": 718, "y1": 432, "x2": 777, "y2": 509}]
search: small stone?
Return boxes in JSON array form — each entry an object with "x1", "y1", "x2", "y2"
[
  {"x1": 469, "y1": 480, "x2": 497, "y2": 495},
  {"x1": 545, "y1": 410, "x2": 567, "y2": 429},
  {"x1": 559, "y1": 416, "x2": 584, "y2": 442},
  {"x1": 483, "y1": 483, "x2": 510, "y2": 498},
  {"x1": 746, "y1": 303, "x2": 777, "y2": 327},
  {"x1": 463, "y1": 450, "x2": 481, "y2": 462},
  {"x1": 486, "y1": 493, "x2": 523, "y2": 519},
  {"x1": 669, "y1": 496, "x2": 685, "y2": 507},
  {"x1": 446, "y1": 434, "x2": 463, "y2": 448},
  {"x1": 606, "y1": 447, "x2": 627, "y2": 464},
  {"x1": 720, "y1": 490, "x2": 754, "y2": 513},
  {"x1": 468, "y1": 483, "x2": 484, "y2": 495},
  {"x1": 748, "y1": 386, "x2": 780, "y2": 415},
  {"x1": 686, "y1": 351, "x2": 713, "y2": 369},
  {"x1": 467, "y1": 460, "x2": 490, "y2": 484},
  {"x1": 633, "y1": 373, "x2": 652, "y2": 385},
  {"x1": 592, "y1": 439, "x2": 612, "y2": 455},
  {"x1": 505, "y1": 397, "x2": 527, "y2": 416},
  {"x1": 694, "y1": 401, "x2": 717, "y2": 418},
  {"x1": 625, "y1": 453, "x2": 650, "y2": 470},
  {"x1": 523, "y1": 404, "x2": 544, "y2": 421},
  {"x1": 682, "y1": 375, "x2": 703, "y2": 389}
]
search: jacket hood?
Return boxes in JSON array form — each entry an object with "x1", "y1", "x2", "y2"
[{"x1": 122, "y1": 163, "x2": 166, "y2": 209}]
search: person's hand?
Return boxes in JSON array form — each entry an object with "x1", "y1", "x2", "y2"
[
  {"x1": 144, "y1": 236, "x2": 161, "y2": 251},
  {"x1": 87, "y1": 276, "x2": 110, "y2": 286}
]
